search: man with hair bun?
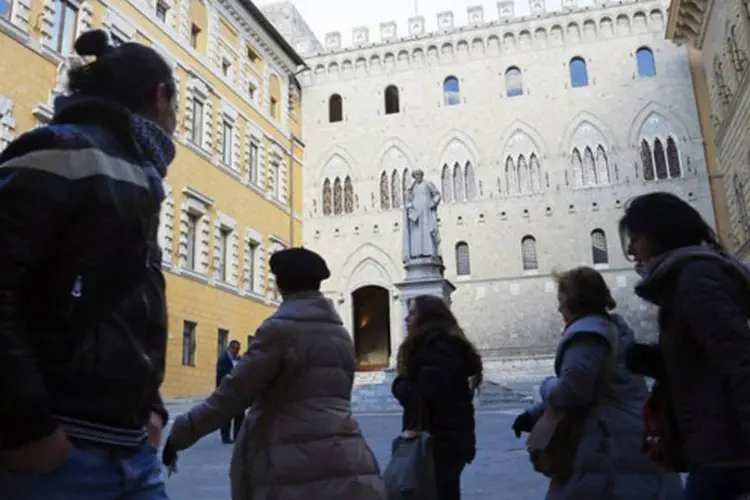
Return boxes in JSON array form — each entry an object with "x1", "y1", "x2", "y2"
[{"x1": 0, "y1": 29, "x2": 177, "y2": 499}]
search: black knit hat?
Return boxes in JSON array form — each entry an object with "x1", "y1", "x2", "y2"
[{"x1": 270, "y1": 247, "x2": 330, "y2": 293}]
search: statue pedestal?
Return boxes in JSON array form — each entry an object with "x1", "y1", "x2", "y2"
[{"x1": 392, "y1": 257, "x2": 456, "y2": 365}]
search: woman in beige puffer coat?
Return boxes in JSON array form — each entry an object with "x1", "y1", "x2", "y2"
[{"x1": 165, "y1": 248, "x2": 385, "y2": 500}]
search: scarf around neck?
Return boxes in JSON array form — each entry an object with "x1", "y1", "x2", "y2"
[{"x1": 130, "y1": 114, "x2": 176, "y2": 202}]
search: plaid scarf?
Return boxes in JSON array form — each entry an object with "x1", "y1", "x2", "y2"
[{"x1": 130, "y1": 114, "x2": 175, "y2": 202}]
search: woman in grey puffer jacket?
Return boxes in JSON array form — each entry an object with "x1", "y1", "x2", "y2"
[{"x1": 512, "y1": 266, "x2": 683, "y2": 500}]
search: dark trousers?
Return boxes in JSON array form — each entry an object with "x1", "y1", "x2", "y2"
[
  {"x1": 433, "y1": 452, "x2": 465, "y2": 500},
  {"x1": 220, "y1": 412, "x2": 245, "y2": 443},
  {"x1": 684, "y1": 465, "x2": 750, "y2": 500}
]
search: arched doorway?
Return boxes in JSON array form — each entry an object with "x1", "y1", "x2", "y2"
[{"x1": 352, "y1": 285, "x2": 391, "y2": 371}]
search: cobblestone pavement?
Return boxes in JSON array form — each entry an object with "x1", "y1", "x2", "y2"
[{"x1": 163, "y1": 407, "x2": 548, "y2": 500}]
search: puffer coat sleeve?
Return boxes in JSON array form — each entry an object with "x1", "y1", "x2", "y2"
[{"x1": 169, "y1": 323, "x2": 286, "y2": 451}]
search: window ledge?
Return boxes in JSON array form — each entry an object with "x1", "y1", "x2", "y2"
[
  {"x1": 456, "y1": 275, "x2": 471, "y2": 281},
  {"x1": 182, "y1": 138, "x2": 213, "y2": 162},
  {"x1": 593, "y1": 263, "x2": 610, "y2": 271},
  {"x1": 217, "y1": 162, "x2": 243, "y2": 182},
  {"x1": 179, "y1": 268, "x2": 210, "y2": 284},
  {"x1": 522, "y1": 269, "x2": 540, "y2": 276},
  {"x1": 0, "y1": 17, "x2": 29, "y2": 44},
  {"x1": 215, "y1": 280, "x2": 240, "y2": 294},
  {"x1": 240, "y1": 289, "x2": 267, "y2": 305}
]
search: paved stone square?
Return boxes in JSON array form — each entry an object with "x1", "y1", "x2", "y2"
[{"x1": 164, "y1": 408, "x2": 548, "y2": 500}]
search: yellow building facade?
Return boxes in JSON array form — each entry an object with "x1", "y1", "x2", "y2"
[{"x1": 0, "y1": 0, "x2": 305, "y2": 398}]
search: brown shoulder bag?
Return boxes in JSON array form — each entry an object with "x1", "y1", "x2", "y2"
[{"x1": 526, "y1": 321, "x2": 620, "y2": 482}]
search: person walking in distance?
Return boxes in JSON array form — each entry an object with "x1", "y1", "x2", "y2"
[
  {"x1": 392, "y1": 295, "x2": 483, "y2": 500},
  {"x1": 620, "y1": 192, "x2": 750, "y2": 500},
  {"x1": 217, "y1": 340, "x2": 244, "y2": 444},
  {"x1": 0, "y1": 29, "x2": 176, "y2": 499}
]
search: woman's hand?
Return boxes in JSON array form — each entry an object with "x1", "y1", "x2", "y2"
[
  {"x1": 161, "y1": 437, "x2": 178, "y2": 475},
  {"x1": 512, "y1": 411, "x2": 534, "y2": 438}
]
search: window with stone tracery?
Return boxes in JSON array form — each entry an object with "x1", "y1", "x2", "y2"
[
  {"x1": 505, "y1": 156, "x2": 517, "y2": 194},
  {"x1": 591, "y1": 229, "x2": 608, "y2": 265},
  {"x1": 521, "y1": 235, "x2": 538, "y2": 271},
  {"x1": 518, "y1": 155, "x2": 529, "y2": 193},
  {"x1": 596, "y1": 146, "x2": 610, "y2": 185},
  {"x1": 641, "y1": 140, "x2": 655, "y2": 180},
  {"x1": 571, "y1": 149, "x2": 584, "y2": 187},
  {"x1": 380, "y1": 171, "x2": 390, "y2": 210},
  {"x1": 333, "y1": 177, "x2": 343, "y2": 215},
  {"x1": 452, "y1": 163, "x2": 464, "y2": 202},
  {"x1": 441, "y1": 164, "x2": 452, "y2": 202},
  {"x1": 529, "y1": 154, "x2": 542, "y2": 192},
  {"x1": 455, "y1": 242, "x2": 470, "y2": 276},
  {"x1": 322, "y1": 178, "x2": 332, "y2": 215},
  {"x1": 402, "y1": 168, "x2": 410, "y2": 206},
  {"x1": 583, "y1": 147, "x2": 596, "y2": 185},
  {"x1": 344, "y1": 176, "x2": 354, "y2": 214},
  {"x1": 654, "y1": 139, "x2": 667, "y2": 180},
  {"x1": 391, "y1": 170, "x2": 401, "y2": 209},
  {"x1": 464, "y1": 163, "x2": 476, "y2": 200},
  {"x1": 667, "y1": 138, "x2": 681, "y2": 178}
]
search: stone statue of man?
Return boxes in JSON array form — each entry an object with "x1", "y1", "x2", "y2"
[{"x1": 403, "y1": 169, "x2": 442, "y2": 262}]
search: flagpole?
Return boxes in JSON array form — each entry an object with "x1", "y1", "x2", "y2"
[{"x1": 414, "y1": 0, "x2": 418, "y2": 16}]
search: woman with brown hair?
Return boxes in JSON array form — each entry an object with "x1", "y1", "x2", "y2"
[
  {"x1": 511, "y1": 267, "x2": 681, "y2": 500},
  {"x1": 392, "y1": 294, "x2": 483, "y2": 500}
]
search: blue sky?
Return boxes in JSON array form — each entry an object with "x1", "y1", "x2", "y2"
[{"x1": 258, "y1": 0, "x2": 599, "y2": 46}]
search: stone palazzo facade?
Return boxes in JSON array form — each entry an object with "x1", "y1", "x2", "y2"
[
  {"x1": 295, "y1": 0, "x2": 715, "y2": 365},
  {"x1": 668, "y1": 0, "x2": 750, "y2": 260}
]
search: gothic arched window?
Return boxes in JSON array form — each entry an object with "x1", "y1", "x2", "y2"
[
  {"x1": 518, "y1": 155, "x2": 530, "y2": 193},
  {"x1": 641, "y1": 140, "x2": 655, "y2": 180},
  {"x1": 521, "y1": 235, "x2": 538, "y2": 271},
  {"x1": 402, "y1": 168, "x2": 410, "y2": 206},
  {"x1": 636, "y1": 47, "x2": 656, "y2": 78},
  {"x1": 453, "y1": 162, "x2": 464, "y2": 202},
  {"x1": 455, "y1": 242, "x2": 471, "y2": 276},
  {"x1": 584, "y1": 147, "x2": 597, "y2": 185},
  {"x1": 379, "y1": 171, "x2": 390, "y2": 210},
  {"x1": 596, "y1": 145, "x2": 610, "y2": 185},
  {"x1": 654, "y1": 139, "x2": 668, "y2": 180},
  {"x1": 530, "y1": 154, "x2": 542, "y2": 192},
  {"x1": 441, "y1": 164, "x2": 452, "y2": 202},
  {"x1": 571, "y1": 148, "x2": 584, "y2": 187},
  {"x1": 333, "y1": 177, "x2": 343, "y2": 215},
  {"x1": 344, "y1": 176, "x2": 354, "y2": 214},
  {"x1": 464, "y1": 162, "x2": 476, "y2": 201},
  {"x1": 328, "y1": 94, "x2": 343, "y2": 123},
  {"x1": 591, "y1": 229, "x2": 608, "y2": 264},
  {"x1": 667, "y1": 137, "x2": 681, "y2": 178},
  {"x1": 322, "y1": 178, "x2": 332, "y2": 215},
  {"x1": 505, "y1": 156, "x2": 517, "y2": 195},
  {"x1": 391, "y1": 170, "x2": 401, "y2": 208}
]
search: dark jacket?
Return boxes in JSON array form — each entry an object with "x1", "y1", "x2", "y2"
[
  {"x1": 634, "y1": 246, "x2": 750, "y2": 467},
  {"x1": 217, "y1": 350, "x2": 236, "y2": 387},
  {"x1": 0, "y1": 96, "x2": 169, "y2": 449},
  {"x1": 392, "y1": 324, "x2": 481, "y2": 463}
]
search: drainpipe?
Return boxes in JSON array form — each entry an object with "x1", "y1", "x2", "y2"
[{"x1": 287, "y1": 68, "x2": 308, "y2": 247}]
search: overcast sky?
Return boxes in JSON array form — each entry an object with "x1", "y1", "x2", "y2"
[{"x1": 258, "y1": 0, "x2": 599, "y2": 46}]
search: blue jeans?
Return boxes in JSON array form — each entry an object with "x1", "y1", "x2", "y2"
[
  {"x1": 684, "y1": 465, "x2": 750, "y2": 500},
  {"x1": 0, "y1": 440, "x2": 168, "y2": 500}
]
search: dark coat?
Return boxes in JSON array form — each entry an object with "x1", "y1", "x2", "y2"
[
  {"x1": 0, "y1": 95, "x2": 169, "y2": 449},
  {"x1": 634, "y1": 246, "x2": 750, "y2": 467},
  {"x1": 391, "y1": 325, "x2": 481, "y2": 464},
  {"x1": 217, "y1": 350, "x2": 235, "y2": 387}
]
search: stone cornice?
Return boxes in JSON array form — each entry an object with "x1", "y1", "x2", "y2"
[{"x1": 665, "y1": 0, "x2": 713, "y2": 49}]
